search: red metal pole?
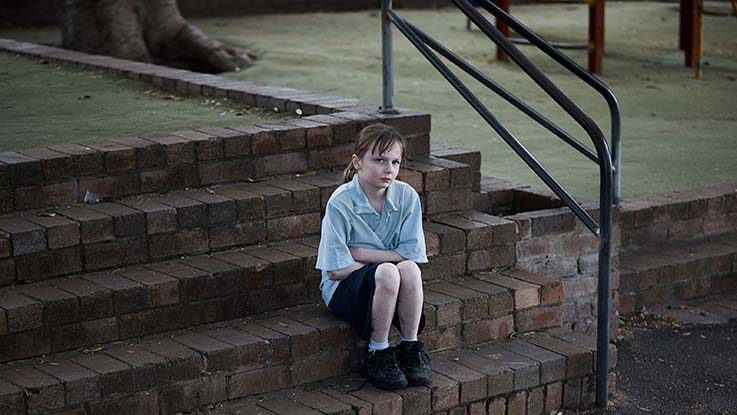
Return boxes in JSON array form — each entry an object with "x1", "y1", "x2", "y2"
[
  {"x1": 496, "y1": 0, "x2": 510, "y2": 62},
  {"x1": 684, "y1": 0, "x2": 698, "y2": 66},
  {"x1": 588, "y1": 0, "x2": 605, "y2": 73}
]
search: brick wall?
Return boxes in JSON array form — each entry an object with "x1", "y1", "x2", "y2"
[{"x1": 508, "y1": 205, "x2": 621, "y2": 336}]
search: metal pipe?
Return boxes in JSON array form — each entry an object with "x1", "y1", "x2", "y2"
[
  {"x1": 408, "y1": 21, "x2": 600, "y2": 165},
  {"x1": 380, "y1": 0, "x2": 399, "y2": 114},
  {"x1": 474, "y1": 0, "x2": 621, "y2": 205},
  {"x1": 453, "y1": 0, "x2": 614, "y2": 405},
  {"x1": 387, "y1": 10, "x2": 600, "y2": 234}
]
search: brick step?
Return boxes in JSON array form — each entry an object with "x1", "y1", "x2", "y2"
[
  {"x1": 0, "y1": 298, "x2": 611, "y2": 415},
  {"x1": 0, "y1": 207, "x2": 523, "y2": 363},
  {"x1": 0, "y1": 152, "x2": 482, "y2": 288},
  {"x1": 473, "y1": 176, "x2": 564, "y2": 216},
  {"x1": 0, "y1": 228, "x2": 554, "y2": 363},
  {"x1": 619, "y1": 233, "x2": 737, "y2": 314},
  {"x1": 195, "y1": 329, "x2": 616, "y2": 415}
]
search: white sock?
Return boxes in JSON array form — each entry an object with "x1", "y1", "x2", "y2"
[
  {"x1": 400, "y1": 336, "x2": 418, "y2": 343},
  {"x1": 368, "y1": 339, "x2": 389, "y2": 353}
]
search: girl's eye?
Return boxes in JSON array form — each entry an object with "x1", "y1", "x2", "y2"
[
  {"x1": 392, "y1": 161, "x2": 400, "y2": 166},
  {"x1": 375, "y1": 159, "x2": 385, "y2": 164}
]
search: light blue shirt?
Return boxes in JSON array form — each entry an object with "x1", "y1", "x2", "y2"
[{"x1": 316, "y1": 174, "x2": 428, "y2": 307}]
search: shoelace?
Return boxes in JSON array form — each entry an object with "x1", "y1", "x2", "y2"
[{"x1": 401, "y1": 345, "x2": 430, "y2": 367}]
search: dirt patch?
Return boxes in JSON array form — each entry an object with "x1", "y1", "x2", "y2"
[{"x1": 577, "y1": 312, "x2": 737, "y2": 414}]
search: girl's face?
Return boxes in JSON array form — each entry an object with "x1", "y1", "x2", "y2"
[{"x1": 353, "y1": 141, "x2": 402, "y2": 192}]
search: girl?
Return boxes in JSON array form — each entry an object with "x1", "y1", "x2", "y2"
[{"x1": 316, "y1": 123, "x2": 431, "y2": 390}]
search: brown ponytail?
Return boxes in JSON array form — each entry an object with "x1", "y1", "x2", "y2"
[{"x1": 343, "y1": 123, "x2": 407, "y2": 183}]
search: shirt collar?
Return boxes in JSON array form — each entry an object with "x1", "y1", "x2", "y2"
[{"x1": 349, "y1": 174, "x2": 399, "y2": 215}]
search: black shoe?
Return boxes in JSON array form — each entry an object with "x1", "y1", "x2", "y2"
[
  {"x1": 360, "y1": 347, "x2": 408, "y2": 390},
  {"x1": 396, "y1": 341, "x2": 432, "y2": 386}
]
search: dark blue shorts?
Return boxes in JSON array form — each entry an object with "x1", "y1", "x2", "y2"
[{"x1": 328, "y1": 263, "x2": 426, "y2": 341}]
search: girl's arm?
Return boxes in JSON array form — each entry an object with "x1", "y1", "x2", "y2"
[
  {"x1": 350, "y1": 247, "x2": 404, "y2": 264},
  {"x1": 328, "y1": 261, "x2": 366, "y2": 280}
]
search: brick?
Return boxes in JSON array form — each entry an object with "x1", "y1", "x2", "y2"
[
  {"x1": 83, "y1": 236, "x2": 147, "y2": 271},
  {"x1": 195, "y1": 126, "x2": 248, "y2": 158},
  {"x1": 83, "y1": 272, "x2": 147, "y2": 314},
  {"x1": 0, "y1": 190, "x2": 12, "y2": 214},
  {"x1": 105, "y1": 346, "x2": 168, "y2": 387},
  {"x1": 428, "y1": 372, "x2": 459, "y2": 411},
  {"x1": 178, "y1": 256, "x2": 244, "y2": 298},
  {"x1": 404, "y1": 160, "x2": 448, "y2": 192},
  {"x1": 149, "y1": 228, "x2": 209, "y2": 259},
  {"x1": 351, "y1": 385, "x2": 402, "y2": 415},
  {"x1": 515, "y1": 305, "x2": 562, "y2": 332},
  {"x1": 545, "y1": 381, "x2": 563, "y2": 412},
  {"x1": 449, "y1": 350, "x2": 513, "y2": 397},
  {"x1": 120, "y1": 198, "x2": 177, "y2": 235},
  {"x1": 0, "y1": 328, "x2": 50, "y2": 362},
  {"x1": 160, "y1": 376, "x2": 227, "y2": 414},
  {"x1": 459, "y1": 211, "x2": 518, "y2": 246},
  {"x1": 86, "y1": 202, "x2": 146, "y2": 237},
  {"x1": 109, "y1": 136, "x2": 166, "y2": 169},
  {"x1": 228, "y1": 365, "x2": 290, "y2": 398},
  {"x1": 503, "y1": 269, "x2": 563, "y2": 305},
  {"x1": 428, "y1": 281, "x2": 488, "y2": 320},
  {"x1": 140, "y1": 165, "x2": 200, "y2": 193},
  {"x1": 501, "y1": 340, "x2": 566, "y2": 384},
  {"x1": 285, "y1": 389, "x2": 354, "y2": 414},
  {"x1": 78, "y1": 174, "x2": 140, "y2": 200},
  {"x1": 245, "y1": 247, "x2": 302, "y2": 285},
  {"x1": 35, "y1": 360, "x2": 99, "y2": 405},
  {"x1": 423, "y1": 221, "x2": 466, "y2": 254},
  {"x1": 140, "y1": 133, "x2": 197, "y2": 165},
  {"x1": 432, "y1": 356, "x2": 487, "y2": 404},
  {"x1": 0, "y1": 151, "x2": 43, "y2": 185},
  {"x1": 56, "y1": 206, "x2": 113, "y2": 244},
  {"x1": 15, "y1": 246, "x2": 82, "y2": 282},
  {"x1": 507, "y1": 390, "x2": 526, "y2": 415},
  {"x1": 434, "y1": 214, "x2": 492, "y2": 250},
  {"x1": 257, "y1": 317, "x2": 320, "y2": 357},
  {"x1": 475, "y1": 344, "x2": 540, "y2": 391},
  {"x1": 237, "y1": 182, "x2": 293, "y2": 218},
  {"x1": 0, "y1": 258, "x2": 14, "y2": 286},
  {"x1": 286, "y1": 119, "x2": 333, "y2": 149},
  {"x1": 153, "y1": 194, "x2": 207, "y2": 228},
  {"x1": 44, "y1": 180, "x2": 79, "y2": 206},
  {"x1": 172, "y1": 129, "x2": 224, "y2": 161},
  {"x1": 0, "y1": 379, "x2": 24, "y2": 415},
  {"x1": 257, "y1": 397, "x2": 321, "y2": 415},
  {"x1": 562, "y1": 378, "x2": 582, "y2": 408},
  {"x1": 525, "y1": 334, "x2": 592, "y2": 379},
  {"x1": 13, "y1": 185, "x2": 46, "y2": 210},
  {"x1": 88, "y1": 389, "x2": 159, "y2": 415},
  {"x1": 214, "y1": 186, "x2": 265, "y2": 220},
  {"x1": 0, "y1": 291, "x2": 44, "y2": 332},
  {"x1": 86, "y1": 141, "x2": 137, "y2": 173},
  {"x1": 173, "y1": 332, "x2": 237, "y2": 372},
  {"x1": 0, "y1": 367, "x2": 64, "y2": 412},
  {"x1": 141, "y1": 338, "x2": 204, "y2": 382},
  {"x1": 50, "y1": 317, "x2": 118, "y2": 351},
  {"x1": 211, "y1": 251, "x2": 273, "y2": 289},
  {"x1": 488, "y1": 397, "x2": 506, "y2": 415},
  {"x1": 238, "y1": 322, "x2": 290, "y2": 362},
  {"x1": 17, "y1": 147, "x2": 73, "y2": 181},
  {"x1": 423, "y1": 290, "x2": 462, "y2": 327},
  {"x1": 22, "y1": 213, "x2": 80, "y2": 249},
  {"x1": 0, "y1": 162, "x2": 10, "y2": 188},
  {"x1": 426, "y1": 189, "x2": 471, "y2": 214},
  {"x1": 256, "y1": 123, "x2": 306, "y2": 151},
  {"x1": 302, "y1": 114, "x2": 359, "y2": 145},
  {"x1": 420, "y1": 253, "x2": 466, "y2": 280},
  {"x1": 476, "y1": 272, "x2": 539, "y2": 309},
  {"x1": 204, "y1": 327, "x2": 269, "y2": 365},
  {"x1": 460, "y1": 277, "x2": 514, "y2": 316},
  {"x1": 463, "y1": 314, "x2": 514, "y2": 344},
  {"x1": 177, "y1": 189, "x2": 237, "y2": 225},
  {"x1": 290, "y1": 350, "x2": 350, "y2": 385},
  {"x1": 17, "y1": 284, "x2": 79, "y2": 326},
  {"x1": 267, "y1": 212, "x2": 321, "y2": 241},
  {"x1": 254, "y1": 152, "x2": 309, "y2": 178},
  {"x1": 119, "y1": 267, "x2": 179, "y2": 307},
  {"x1": 0, "y1": 217, "x2": 46, "y2": 256},
  {"x1": 267, "y1": 178, "x2": 320, "y2": 212},
  {"x1": 210, "y1": 220, "x2": 266, "y2": 249},
  {"x1": 425, "y1": 156, "x2": 472, "y2": 189},
  {"x1": 307, "y1": 144, "x2": 353, "y2": 170}
]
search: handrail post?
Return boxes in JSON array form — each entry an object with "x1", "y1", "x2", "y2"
[
  {"x1": 612, "y1": 118, "x2": 621, "y2": 205},
  {"x1": 381, "y1": 0, "x2": 399, "y2": 114}
]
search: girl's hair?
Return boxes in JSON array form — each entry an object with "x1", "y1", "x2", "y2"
[{"x1": 343, "y1": 123, "x2": 407, "y2": 182}]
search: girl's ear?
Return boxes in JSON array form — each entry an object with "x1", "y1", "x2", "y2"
[{"x1": 351, "y1": 154, "x2": 361, "y2": 170}]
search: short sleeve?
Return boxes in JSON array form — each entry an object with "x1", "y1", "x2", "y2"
[
  {"x1": 394, "y1": 189, "x2": 428, "y2": 263},
  {"x1": 316, "y1": 203, "x2": 356, "y2": 272}
]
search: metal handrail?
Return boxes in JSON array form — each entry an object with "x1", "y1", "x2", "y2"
[
  {"x1": 474, "y1": 0, "x2": 622, "y2": 205},
  {"x1": 381, "y1": 0, "x2": 614, "y2": 407}
]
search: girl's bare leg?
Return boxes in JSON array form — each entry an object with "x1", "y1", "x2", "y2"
[
  {"x1": 395, "y1": 260, "x2": 423, "y2": 340},
  {"x1": 370, "y1": 263, "x2": 400, "y2": 344}
]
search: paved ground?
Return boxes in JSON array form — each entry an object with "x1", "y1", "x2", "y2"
[
  {"x1": 2, "y1": 2, "x2": 736, "y2": 198},
  {"x1": 575, "y1": 298, "x2": 737, "y2": 415}
]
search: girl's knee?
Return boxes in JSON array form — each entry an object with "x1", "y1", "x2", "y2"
[
  {"x1": 397, "y1": 260, "x2": 421, "y2": 281},
  {"x1": 375, "y1": 263, "x2": 400, "y2": 291}
]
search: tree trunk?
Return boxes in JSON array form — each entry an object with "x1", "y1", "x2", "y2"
[{"x1": 60, "y1": 0, "x2": 256, "y2": 73}]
